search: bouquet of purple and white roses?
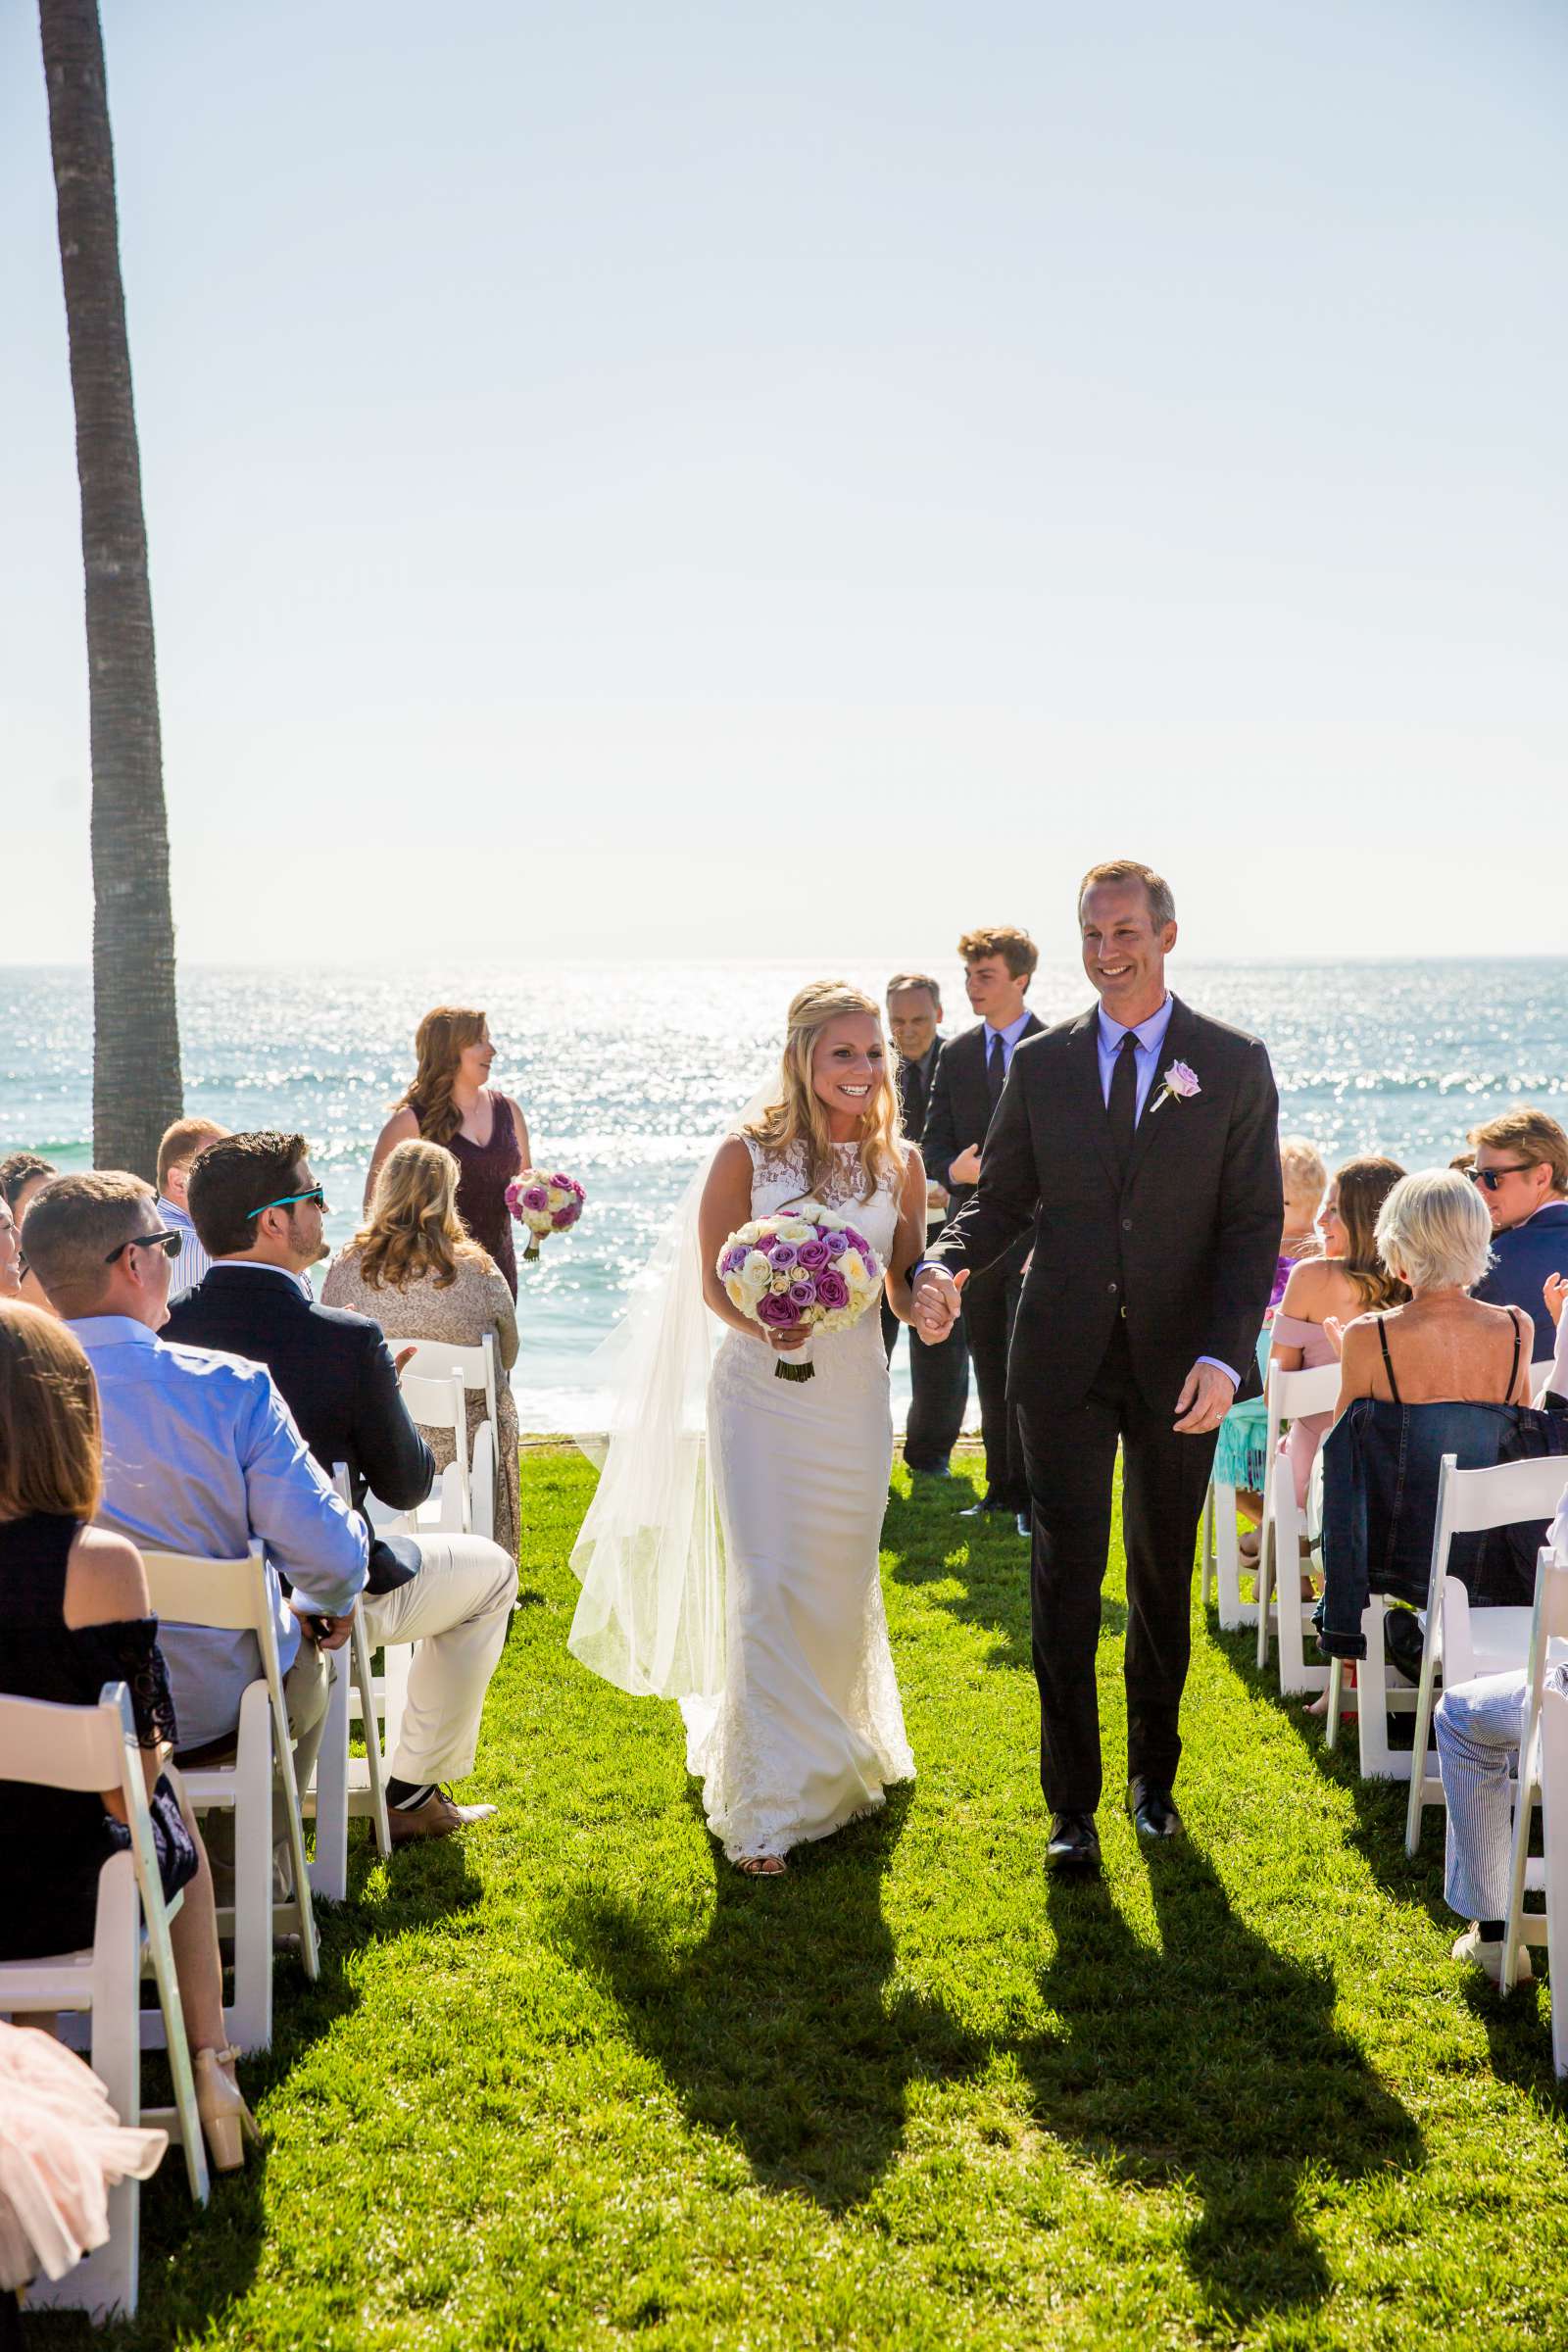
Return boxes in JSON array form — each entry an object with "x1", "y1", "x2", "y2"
[
  {"x1": 715, "y1": 1201, "x2": 883, "y2": 1384},
  {"x1": 505, "y1": 1168, "x2": 587, "y2": 1262}
]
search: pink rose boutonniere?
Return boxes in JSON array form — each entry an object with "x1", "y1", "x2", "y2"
[{"x1": 1150, "y1": 1059, "x2": 1200, "y2": 1115}]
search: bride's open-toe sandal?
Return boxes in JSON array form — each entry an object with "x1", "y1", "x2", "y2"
[{"x1": 735, "y1": 1854, "x2": 788, "y2": 1877}]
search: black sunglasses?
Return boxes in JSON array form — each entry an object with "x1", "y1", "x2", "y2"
[
  {"x1": 104, "y1": 1228, "x2": 183, "y2": 1266},
  {"x1": 1466, "y1": 1162, "x2": 1537, "y2": 1193}
]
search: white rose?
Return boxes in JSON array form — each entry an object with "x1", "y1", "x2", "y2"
[
  {"x1": 777, "y1": 1218, "x2": 813, "y2": 1245},
  {"x1": 724, "y1": 1276, "x2": 748, "y2": 1310},
  {"x1": 770, "y1": 1273, "x2": 791, "y2": 1296},
  {"x1": 735, "y1": 1221, "x2": 762, "y2": 1246},
  {"x1": 818, "y1": 1210, "x2": 849, "y2": 1230},
  {"x1": 841, "y1": 1252, "x2": 868, "y2": 1286},
  {"x1": 741, "y1": 1250, "x2": 772, "y2": 1292}
]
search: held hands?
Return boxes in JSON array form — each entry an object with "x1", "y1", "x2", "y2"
[
  {"x1": 1172, "y1": 1360, "x2": 1237, "y2": 1437},
  {"x1": 913, "y1": 1264, "x2": 968, "y2": 1346},
  {"x1": 1545, "y1": 1272, "x2": 1568, "y2": 1331},
  {"x1": 950, "y1": 1144, "x2": 983, "y2": 1188}
]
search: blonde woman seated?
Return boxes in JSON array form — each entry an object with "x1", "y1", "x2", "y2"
[
  {"x1": 323, "y1": 1141, "x2": 520, "y2": 1559},
  {"x1": 1330, "y1": 1170, "x2": 1535, "y2": 1417}
]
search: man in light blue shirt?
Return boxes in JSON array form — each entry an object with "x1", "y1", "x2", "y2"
[
  {"x1": 156, "y1": 1116, "x2": 228, "y2": 1299},
  {"x1": 23, "y1": 1172, "x2": 368, "y2": 1782}
]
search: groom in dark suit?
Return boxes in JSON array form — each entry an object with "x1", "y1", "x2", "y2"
[{"x1": 915, "y1": 863, "x2": 1281, "y2": 1869}]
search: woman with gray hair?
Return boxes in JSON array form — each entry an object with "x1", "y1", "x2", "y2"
[{"x1": 1331, "y1": 1169, "x2": 1533, "y2": 1416}]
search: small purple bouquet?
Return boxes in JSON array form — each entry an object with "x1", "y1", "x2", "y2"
[
  {"x1": 505, "y1": 1168, "x2": 587, "y2": 1262},
  {"x1": 715, "y1": 1200, "x2": 884, "y2": 1384}
]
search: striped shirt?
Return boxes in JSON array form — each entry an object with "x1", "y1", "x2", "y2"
[{"x1": 159, "y1": 1197, "x2": 212, "y2": 1299}]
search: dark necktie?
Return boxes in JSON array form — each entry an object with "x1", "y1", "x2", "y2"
[
  {"x1": 1108, "y1": 1030, "x2": 1140, "y2": 1168},
  {"x1": 987, "y1": 1028, "x2": 1006, "y2": 1112}
]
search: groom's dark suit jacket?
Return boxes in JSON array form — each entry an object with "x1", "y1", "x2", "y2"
[{"x1": 926, "y1": 996, "x2": 1282, "y2": 1417}]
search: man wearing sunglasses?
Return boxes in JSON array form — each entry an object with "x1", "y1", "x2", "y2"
[
  {"x1": 165, "y1": 1132, "x2": 516, "y2": 1846},
  {"x1": 1467, "y1": 1109, "x2": 1568, "y2": 1363},
  {"x1": 20, "y1": 1171, "x2": 368, "y2": 1841}
]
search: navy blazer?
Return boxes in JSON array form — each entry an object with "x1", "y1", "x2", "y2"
[
  {"x1": 1474, "y1": 1200, "x2": 1568, "y2": 1362},
  {"x1": 165, "y1": 1264, "x2": 435, "y2": 1588}
]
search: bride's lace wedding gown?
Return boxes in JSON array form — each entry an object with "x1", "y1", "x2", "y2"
[{"x1": 681, "y1": 1138, "x2": 915, "y2": 1862}]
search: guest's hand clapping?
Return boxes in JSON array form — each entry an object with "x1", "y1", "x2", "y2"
[
  {"x1": 1545, "y1": 1272, "x2": 1567, "y2": 1330},
  {"x1": 950, "y1": 1144, "x2": 983, "y2": 1187},
  {"x1": 1322, "y1": 1315, "x2": 1346, "y2": 1360}
]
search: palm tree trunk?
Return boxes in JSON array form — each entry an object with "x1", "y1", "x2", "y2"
[{"x1": 39, "y1": 0, "x2": 181, "y2": 1181}]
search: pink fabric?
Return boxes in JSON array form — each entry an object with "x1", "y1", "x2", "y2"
[{"x1": 1271, "y1": 1310, "x2": 1340, "y2": 1508}]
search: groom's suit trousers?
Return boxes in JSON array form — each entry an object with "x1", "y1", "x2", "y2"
[{"x1": 1017, "y1": 1319, "x2": 1217, "y2": 1814}]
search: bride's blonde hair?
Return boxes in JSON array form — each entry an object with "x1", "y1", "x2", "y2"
[{"x1": 744, "y1": 981, "x2": 906, "y2": 1203}]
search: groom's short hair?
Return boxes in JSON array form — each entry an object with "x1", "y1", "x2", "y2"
[
  {"x1": 1078, "y1": 860, "x2": 1176, "y2": 931},
  {"x1": 956, "y1": 927, "x2": 1038, "y2": 981}
]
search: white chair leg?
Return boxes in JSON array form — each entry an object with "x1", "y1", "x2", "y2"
[
  {"x1": 69, "y1": 1854, "x2": 140, "y2": 2319},
  {"x1": 353, "y1": 1610, "x2": 392, "y2": 1860},
  {"x1": 1543, "y1": 1689, "x2": 1568, "y2": 2074},
  {"x1": 1214, "y1": 1486, "x2": 1248, "y2": 1631},
  {"x1": 228, "y1": 1687, "x2": 273, "y2": 2052},
  {"x1": 310, "y1": 1646, "x2": 352, "y2": 1905},
  {"x1": 1200, "y1": 1485, "x2": 1215, "y2": 1608},
  {"x1": 1324, "y1": 1656, "x2": 1344, "y2": 1750}
]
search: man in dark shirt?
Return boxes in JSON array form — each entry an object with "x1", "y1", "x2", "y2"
[
  {"x1": 166, "y1": 1132, "x2": 517, "y2": 1845},
  {"x1": 883, "y1": 973, "x2": 968, "y2": 1476}
]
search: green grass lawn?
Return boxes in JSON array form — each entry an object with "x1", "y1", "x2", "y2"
[{"x1": 34, "y1": 1450, "x2": 1568, "y2": 2350}]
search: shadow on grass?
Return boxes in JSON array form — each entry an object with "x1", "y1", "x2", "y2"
[
  {"x1": 561, "y1": 1788, "x2": 986, "y2": 2214},
  {"x1": 1022, "y1": 1843, "x2": 1426, "y2": 2321},
  {"x1": 1206, "y1": 1611, "x2": 1568, "y2": 2107},
  {"x1": 34, "y1": 1833, "x2": 485, "y2": 2351},
  {"x1": 881, "y1": 1478, "x2": 1128, "y2": 1663}
]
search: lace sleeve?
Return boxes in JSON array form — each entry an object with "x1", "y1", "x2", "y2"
[{"x1": 74, "y1": 1619, "x2": 179, "y2": 1750}]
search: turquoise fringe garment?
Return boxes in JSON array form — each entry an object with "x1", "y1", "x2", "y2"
[{"x1": 1210, "y1": 1324, "x2": 1276, "y2": 1490}]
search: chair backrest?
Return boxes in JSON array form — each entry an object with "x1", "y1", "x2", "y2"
[
  {"x1": 1435, "y1": 1452, "x2": 1567, "y2": 1540},
  {"x1": 0, "y1": 1686, "x2": 125, "y2": 1791},
  {"x1": 398, "y1": 1337, "x2": 499, "y2": 1444},
  {"x1": 1271, "y1": 1360, "x2": 1342, "y2": 1420},
  {"x1": 398, "y1": 1369, "x2": 467, "y2": 1444},
  {"x1": 141, "y1": 1544, "x2": 272, "y2": 1636},
  {"x1": 1534, "y1": 1359, "x2": 1560, "y2": 1407}
]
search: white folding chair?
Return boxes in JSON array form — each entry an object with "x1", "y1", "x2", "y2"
[
  {"x1": 1493, "y1": 1546, "x2": 1568, "y2": 1995},
  {"x1": 396, "y1": 1335, "x2": 502, "y2": 1544},
  {"x1": 1539, "y1": 1681, "x2": 1568, "y2": 2071},
  {"x1": 305, "y1": 1467, "x2": 393, "y2": 1900},
  {"x1": 1254, "y1": 1359, "x2": 1341, "y2": 1687},
  {"x1": 1323, "y1": 1599, "x2": 1420, "y2": 1778},
  {"x1": 1404, "y1": 1453, "x2": 1566, "y2": 1852},
  {"x1": 141, "y1": 1547, "x2": 318, "y2": 2052},
  {"x1": 0, "y1": 1683, "x2": 210, "y2": 2319},
  {"x1": 390, "y1": 1369, "x2": 471, "y2": 1535}
]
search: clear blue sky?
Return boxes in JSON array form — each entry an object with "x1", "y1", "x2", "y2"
[{"x1": 4, "y1": 0, "x2": 1564, "y2": 964}]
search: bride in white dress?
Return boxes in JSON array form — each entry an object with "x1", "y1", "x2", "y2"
[{"x1": 567, "y1": 981, "x2": 929, "y2": 1875}]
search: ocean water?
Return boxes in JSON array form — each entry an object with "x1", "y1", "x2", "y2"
[{"x1": 5, "y1": 958, "x2": 1568, "y2": 1429}]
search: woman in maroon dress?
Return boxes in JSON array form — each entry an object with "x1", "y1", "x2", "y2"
[{"x1": 367, "y1": 1006, "x2": 531, "y2": 1297}]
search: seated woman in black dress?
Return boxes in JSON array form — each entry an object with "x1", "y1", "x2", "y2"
[{"x1": 0, "y1": 1302, "x2": 257, "y2": 2172}]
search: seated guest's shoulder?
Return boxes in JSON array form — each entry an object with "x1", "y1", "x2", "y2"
[
  {"x1": 155, "y1": 1333, "x2": 287, "y2": 1402},
  {"x1": 1278, "y1": 1256, "x2": 1338, "y2": 1316},
  {"x1": 63, "y1": 1525, "x2": 149, "y2": 1628}
]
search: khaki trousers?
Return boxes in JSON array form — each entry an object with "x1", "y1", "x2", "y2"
[{"x1": 361, "y1": 1535, "x2": 517, "y2": 1785}]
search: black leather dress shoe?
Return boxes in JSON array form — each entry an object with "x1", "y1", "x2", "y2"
[
  {"x1": 1126, "y1": 1779, "x2": 1183, "y2": 1841},
  {"x1": 1384, "y1": 1605, "x2": 1426, "y2": 1687},
  {"x1": 1046, "y1": 1811, "x2": 1102, "y2": 1872}
]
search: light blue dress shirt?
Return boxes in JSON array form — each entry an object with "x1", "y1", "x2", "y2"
[
  {"x1": 1095, "y1": 996, "x2": 1176, "y2": 1122},
  {"x1": 984, "y1": 1007, "x2": 1035, "y2": 1081},
  {"x1": 74, "y1": 1315, "x2": 368, "y2": 1752}
]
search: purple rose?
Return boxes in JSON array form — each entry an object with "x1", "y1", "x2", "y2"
[
  {"x1": 814, "y1": 1268, "x2": 850, "y2": 1309},
  {"x1": 822, "y1": 1230, "x2": 849, "y2": 1258},
  {"x1": 795, "y1": 1237, "x2": 830, "y2": 1270},
  {"x1": 789, "y1": 1278, "x2": 817, "y2": 1307},
  {"x1": 720, "y1": 1244, "x2": 748, "y2": 1276},
  {"x1": 757, "y1": 1291, "x2": 800, "y2": 1328},
  {"x1": 843, "y1": 1229, "x2": 869, "y2": 1256},
  {"x1": 767, "y1": 1242, "x2": 797, "y2": 1270},
  {"x1": 550, "y1": 1172, "x2": 574, "y2": 1189},
  {"x1": 521, "y1": 1184, "x2": 550, "y2": 1213},
  {"x1": 552, "y1": 1204, "x2": 579, "y2": 1229}
]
